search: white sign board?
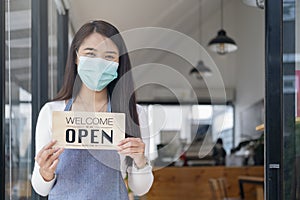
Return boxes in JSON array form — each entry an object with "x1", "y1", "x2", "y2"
[{"x1": 52, "y1": 111, "x2": 125, "y2": 150}]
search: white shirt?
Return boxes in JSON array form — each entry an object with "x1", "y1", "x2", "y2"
[{"x1": 31, "y1": 100, "x2": 154, "y2": 196}]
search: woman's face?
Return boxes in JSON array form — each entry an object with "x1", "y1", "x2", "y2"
[{"x1": 76, "y1": 32, "x2": 119, "y2": 64}]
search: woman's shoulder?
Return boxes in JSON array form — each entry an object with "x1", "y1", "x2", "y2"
[
  {"x1": 36, "y1": 100, "x2": 66, "y2": 123},
  {"x1": 41, "y1": 100, "x2": 66, "y2": 112}
]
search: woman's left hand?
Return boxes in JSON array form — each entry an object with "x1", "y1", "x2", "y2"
[{"x1": 118, "y1": 137, "x2": 147, "y2": 169}]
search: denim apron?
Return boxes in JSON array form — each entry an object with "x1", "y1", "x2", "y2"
[{"x1": 48, "y1": 98, "x2": 129, "y2": 200}]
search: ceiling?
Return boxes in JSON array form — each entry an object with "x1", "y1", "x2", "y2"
[
  {"x1": 69, "y1": 0, "x2": 218, "y2": 33},
  {"x1": 68, "y1": 0, "x2": 237, "y2": 101},
  {"x1": 5, "y1": 0, "x2": 263, "y2": 102}
]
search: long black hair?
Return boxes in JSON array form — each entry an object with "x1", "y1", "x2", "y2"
[{"x1": 53, "y1": 20, "x2": 140, "y2": 166}]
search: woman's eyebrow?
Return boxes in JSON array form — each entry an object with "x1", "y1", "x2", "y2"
[
  {"x1": 105, "y1": 51, "x2": 117, "y2": 54},
  {"x1": 83, "y1": 47, "x2": 97, "y2": 51}
]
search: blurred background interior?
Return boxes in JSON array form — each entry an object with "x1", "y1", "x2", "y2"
[{"x1": 3, "y1": 0, "x2": 300, "y2": 200}]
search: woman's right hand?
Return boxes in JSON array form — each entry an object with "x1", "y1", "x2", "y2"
[{"x1": 35, "y1": 140, "x2": 64, "y2": 182}]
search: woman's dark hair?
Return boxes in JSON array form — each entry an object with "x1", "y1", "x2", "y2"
[{"x1": 53, "y1": 20, "x2": 140, "y2": 166}]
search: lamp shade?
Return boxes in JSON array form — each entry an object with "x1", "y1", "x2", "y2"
[
  {"x1": 190, "y1": 60, "x2": 212, "y2": 80},
  {"x1": 208, "y1": 29, "x2": 238, "y2": 55}
]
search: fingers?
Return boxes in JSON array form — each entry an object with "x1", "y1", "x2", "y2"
[
  {"x1": 49, "y1": 159, "x2": 60, "y2": 171},
  {"x1": 36, "y1": 140, "x2": 57, "y2": 159},
  {"x1": 118, "y1": 138, "x2": 143, "y2": 148},
  {"x1": 118, "y1": 137, "x2": 145, "y2": 156},
  {"x1": 118, "y1": 147, "x2": 143, "y2": 154},
  {"x1": 40, "y1": 148, "x2": 58, "y2": 162},
  {"x1": 35, "y1": 140, "x2": 64, "y2": 181},
  {"x1": 118, "y1": 138, "x2": 148, "y2": 168},
  {"x1": 35, "y1": 141, "x2": 59, "y2": 167},
  {"x1": 118, "y1": 138, "x2": 144, "y2": 151},
  {"x1": 44, "y1": 139, "x2": 57, "y2": 150},
  {"x1": 118, "y1": 137, "x2": 142, "y2": 146},
  {"x1": 43, "y1": 148, "x2": 64, "y2": 169}
]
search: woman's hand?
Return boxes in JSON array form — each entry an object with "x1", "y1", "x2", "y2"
[
  {"x1": 35, "y1": 140, "x2": 64, "y2": 181},
  {"x1": 118, "y1": 138, "x2": 147, "y2": 169}
]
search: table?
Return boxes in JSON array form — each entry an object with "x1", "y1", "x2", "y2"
[{"x1": 238, "y1": 176, "x2": 264, "y2": 200}]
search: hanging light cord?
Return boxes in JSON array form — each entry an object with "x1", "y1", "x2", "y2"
[
  {"x1": 199, "y1": 0, "x2": 201, "y2": 43},
  {"x1": 221, "y1": 0, "x2": 223, "y2": 30}
]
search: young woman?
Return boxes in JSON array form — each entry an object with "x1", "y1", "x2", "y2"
[{"x1": 31, "y1": 20, "x2": 153, "y2": 199}]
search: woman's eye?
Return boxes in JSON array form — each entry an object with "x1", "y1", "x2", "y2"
[
  {"x1": 105, "y1": 55, "x2": 115, "y2": 60},
  {"x1": 86, "y1": 52, "x2": 96, "y2": 57}
]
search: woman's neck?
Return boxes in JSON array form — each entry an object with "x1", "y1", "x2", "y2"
[{"x1": 73, "y1": 85, "x2": 109, "y2": 112}]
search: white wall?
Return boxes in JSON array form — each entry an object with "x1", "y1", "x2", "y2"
[
  {"x1": 234, "y1": 2, "x2": 265, "y2": 145},
  {"x1": 147, "y1": 105, "x2": 192, "y2": 160},
  {"x1": 70, "y1": 0, "x2": 265, "y2": 147},
  {"x1": 192, "y1": 1, "x2": 265, "y2": 146},
  {"x1": 133, "y1": 0, "x2": 239, "y2": 103},
  {"x1": 138, "y1": 1, "x2": 265, "y2": 146}
]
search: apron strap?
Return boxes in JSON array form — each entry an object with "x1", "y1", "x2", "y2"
[
  {"x1": 107, "y1": 95, "x2": 111, "y2": 112},
  {"x1": 64, "y1": 98, "x2": 74, "y2": 111}
]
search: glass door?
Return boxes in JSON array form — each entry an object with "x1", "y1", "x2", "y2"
[
  {"x1": 5, "y1": 0, "x2": 32, "y2": 199},
  {"x1": 265, "y1": 0, "x2": 300, "y2": 199},
  {"x1": 4, "y1": 0, "x2": 60, "y2": 199},
  {"x1": 283, "y1": 0, "x2": 300, "y2": 199}
]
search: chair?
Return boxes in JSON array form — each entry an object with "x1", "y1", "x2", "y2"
[
  {"x1": 218, "y1": 177, "x2": 241, "y2": 200},
  {"x1": 208, "y1": 178, "x2": 241, "y2": 200},
  {"x1": 209, "y1": 178, "x2": 223, "y2": 200},
  {"x1": 218, "y1": 178, "x2": 228, "y2": 198}
]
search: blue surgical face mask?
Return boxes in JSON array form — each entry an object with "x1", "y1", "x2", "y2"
[{"x1": 77, "y1": 56, "x2": 119, "y2": 91}]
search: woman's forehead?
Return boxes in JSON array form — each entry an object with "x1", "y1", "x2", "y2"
[{"x1": 80, "y1": 32, "x2": 118, "y2": 52}]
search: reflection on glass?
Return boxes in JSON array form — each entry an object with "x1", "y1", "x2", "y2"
[
  {"x1": 49, "y1": 0, "x2": 58, "y2": 98},
  {"x1": 283, "y1": 0, "x2": 300, "y2": 199},
  {"x1": 5, "y1": 0, "x2": 32, "y2": 199},
  {"x1": 142, "y1": 104, "x2": 234, "y2": 167}
]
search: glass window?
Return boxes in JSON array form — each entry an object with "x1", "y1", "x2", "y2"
[
  {"x1": 142, "y1": 104, "x2": 234, "y2": 167},
  {"x1": 283, "y1": 0, "x2": 300, "y2": 198},
  {"x1": 5, "y1": 0, "x2": 32, "y2": 199},
  {"x1": 49, "y1": 0, "x2": 58, "y2": 98}
]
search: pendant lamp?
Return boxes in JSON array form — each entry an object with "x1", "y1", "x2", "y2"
[
  {"x1": 208, "y1": 0, "x2": 237, "y2": 55},
  {"x1": 190, "y1": 0, "x2": 212, "y2": 79},
  {"x1": 190, "y1": 60, "x2": 212, "y2": 80}
]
